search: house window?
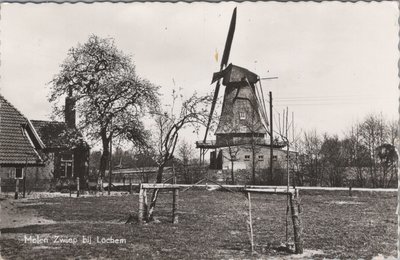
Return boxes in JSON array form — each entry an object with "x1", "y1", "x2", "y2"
[
  {"x1": 258, "y1": 155, "x2": 264, "y2": 161},
  {"x1": 244, "y1": 155, "x2": 251, "y2": 161},
  {"x1": 60, "y1": 153, "x2": 73, "y2": 178},
  {"x1": 239, "y1": 112, "x2": 246, "y2": 120},
  {"x1": 15, "y1": 168, "x2": 23, "y2": 179}
]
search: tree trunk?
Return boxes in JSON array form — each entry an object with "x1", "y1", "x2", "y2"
[
  {"x1": 98, "y1": 134, "x2": 109, "y2": 193},
  {"x1": 99, "y1": 136, "x2": 110, "y2": 179},
  {"x1": 290, "y1": 193, "x2": 303, "y2": 254},
  {"x1": 231, "y1": 160, "x2": 235, "y2": 185},
  {"x1": 146, "y1": 164, "x2": 165, "y2": 221}
]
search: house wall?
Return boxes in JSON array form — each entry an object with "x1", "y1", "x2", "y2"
[
  {"x1": 0, "y1": 156, "x2": 54, "y2": 192},
  {"x1": 219, "y1": 146, "x2": 296, "y2": 171},
  {"x1": 0, "y1": 146, "x2": 89, "y2": 191},
  {"x1": 0, "y1": 154, "x2": 54, "y2": 181}
]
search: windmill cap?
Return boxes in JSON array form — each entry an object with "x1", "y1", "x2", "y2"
[{"x1": 211, "y1": 63, "x2": 259, "y2": 85}]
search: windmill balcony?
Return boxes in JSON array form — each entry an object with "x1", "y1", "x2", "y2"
[{"x1": 196, "y1": 137, "x2": 285, "y2": 149}]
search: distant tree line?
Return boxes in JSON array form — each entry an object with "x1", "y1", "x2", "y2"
[{"x1": 295, "y1": 114, "x2": 398, "y2": 188}]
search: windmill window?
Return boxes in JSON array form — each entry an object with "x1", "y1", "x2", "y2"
[
  {"x1": 244, "y1": 155, "x2": 251, "y2": 161},
  {"x1": 15, "y1": 168, "x2": 23, "y2": 179},
  {"x1": 239, "y1": 112, "x2": 246, "y2": 120},
  {"x1": 273, "y1": 155, "x2": 278, "y2": 161},
  {"x1": 258, "y1": 155, "x2": 264, "y2": 161}
]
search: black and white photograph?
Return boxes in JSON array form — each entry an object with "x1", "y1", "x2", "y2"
[{"x1": 0, "y1": 1, "x2": 398, "y2": 259}]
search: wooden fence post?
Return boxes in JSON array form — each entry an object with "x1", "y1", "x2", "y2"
[
  {"x1": 138, "y1": 184, "x2": 144, "y2": 223},
  {"x1": 23, "y1": 173, "x2": 26, "y2": 198},
  {"x1": 172, "y1": 188, "x2": 179, "y2": 224},
  {"x1": 0, "y1": 178, "x2": 2, "y2": 194},
  {"x1": 76, "y1": 177, "x2": 80, "y2": 197},
  {"x1": 247, "y1": 192, "x2": 254, "y2": 252},
  {"x1": 14, "y1": 179, "x2": 19, "y2": 199},
  {"x1": 129, "y1": 178, "x2": 132, "y2": 195},
  {"x1": 349, "y1": 186, "x2": 352, "y2": 197},
  {"x1": 290, "y1": 193, "x2": 303, "y2": 254}
]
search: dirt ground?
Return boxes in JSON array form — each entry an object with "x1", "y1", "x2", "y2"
[
  {"x1": 0, "y1": 199, "x2": 56, "y2": 229},
  {"x1": 0, "y1": 190, "x2": 397, "y2": 259}
]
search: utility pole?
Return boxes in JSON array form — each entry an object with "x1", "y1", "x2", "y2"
[
  {"x1": 292, "y1": 111, "x2": 296, "y2": 188},
  {"x1": 269, "y1": 91, "x2": 273, "y2": 184},
  {"x1": 286, "y1": 107, "x2": 289, "y2": 191}
]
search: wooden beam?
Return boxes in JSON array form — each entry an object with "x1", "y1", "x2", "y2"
[
  {"x1": 247, "y1": 192, "x2": 254, "y2": 252},
  {"x1": 243, "y1": 188, "x2": 295, "y2": 195},
  {"x1": 172, "y1": 189, "x2": 179, "y2": 224},
  {"x1": 141, "y1": 183, "x2": 182, "y2": 189},
  {"x1": 76, "y1": 177, "x2": 80, "y2": 197},
  {"x1": 138, "y1": 185, "x2": 144, "y2": 223},
  {"x1": 290, "y1": 193, "x2": 303, "y2": 254}
]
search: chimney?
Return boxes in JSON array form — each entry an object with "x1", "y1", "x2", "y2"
[{"x1": 65, "y1": 89, "x2": 76, "y2": 128}]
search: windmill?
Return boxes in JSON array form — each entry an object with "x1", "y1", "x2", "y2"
[{"x1": 198, "y1": 8, "x2": 274, "y2": 168}]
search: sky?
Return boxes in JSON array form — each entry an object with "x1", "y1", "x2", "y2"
[{"x1": 0, "y1": 1, "x2": 398, "y2": 148}]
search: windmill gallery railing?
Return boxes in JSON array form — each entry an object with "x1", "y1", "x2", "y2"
[{"x1": 196, "y1": 138, "x2": 286, "y2": 149}]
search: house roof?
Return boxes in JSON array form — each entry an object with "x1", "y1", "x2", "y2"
[
  {"x1": 0, "y1": 94, "x2": 44, "y2": 166},
  {"x1": 31, "y1": 120, "x2": 89, "y2": 150},
  {"x1": 31, "y1": 120, "x2": 69, "y2": 149}
]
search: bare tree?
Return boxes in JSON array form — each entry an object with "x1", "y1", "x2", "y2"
[
  {"x1": 342, "y1": 124, "x2": 371, "y2": 187},
  {"x1": 50, "y1": 35, "x2": 159, "y2": 182},
  {"x1": 320, "y1": 134, "x2": 347, "y2": 187},
  {"x1": 240, "y1": 105, "x2": 265, "y2": 184},
  {"x1": 177, "y1": 140, "x2": 195, "y2": 183},
  {"x1": 386, "y1": 119, "x2": 399, "y2": 146},
  {"x1": 376, "y1": 143, "x2": 398, "y2": 188},
  {"x1": 358, "y1": 114, "x2": 388, "y2": 187},
  {"x1": 178, "y1": 140, "x2": 194, "y2": 166},
  {"x1": 221, "y1": 145, "x2": 240, "y2": 184},
  {"x1": 298, "y1": 130, "x2": 323, "y2": 186},
  {"x1": 145, "y1": 91, "x2": 212, "y2": 221}
]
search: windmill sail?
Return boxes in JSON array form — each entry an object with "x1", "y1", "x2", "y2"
[{"x1": 203, "y1": 8, "x2": 237, "y2": 143}]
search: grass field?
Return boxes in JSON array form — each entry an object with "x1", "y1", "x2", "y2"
[{"x1": 0, "y1": 189, "x2": 397, "y2": 259}]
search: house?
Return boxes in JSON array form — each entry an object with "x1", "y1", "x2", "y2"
[
  {"x1": 0, "y1": 94, "x2": 45, "y2": 183},
  {"x1": 0, "y1": 93, "x2": 89, "y2": 191}
]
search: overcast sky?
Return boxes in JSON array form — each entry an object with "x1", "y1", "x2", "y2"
[{"x1": 0, "y1": 2, "x2": 398, "y2": 146}]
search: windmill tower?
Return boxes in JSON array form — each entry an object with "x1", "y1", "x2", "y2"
[{"x1": 212, "y1": 64, "x2": 267, "y2": 146}]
